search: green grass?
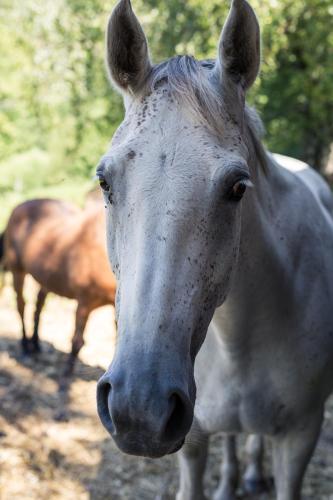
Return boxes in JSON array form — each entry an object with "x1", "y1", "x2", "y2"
[
  {"x1": 0, "y1": 148, "x2": 97, "y2": 230},
  {"x1": 0, "y1": 180, "x2": 95, "y2": 230}
]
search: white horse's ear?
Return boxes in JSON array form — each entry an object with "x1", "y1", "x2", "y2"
[
  {"x1": 106, "y1": 0, "x2": 151, "y2": 94},
  {"x1": 217, "y1": 0, "x2": 260, "y2": 91}
]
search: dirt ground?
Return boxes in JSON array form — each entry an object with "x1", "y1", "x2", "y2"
[{"x1": 0, "y1": 276, "x2": 332, "y2": 500}]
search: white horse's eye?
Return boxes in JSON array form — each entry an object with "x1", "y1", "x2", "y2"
[
  {"x1": 99, "y1": 177, "x2": 110, "y2": 192},
  {"x1": 230, "y1": 180, "x2": 247, "y2": 201},
  {"x1": 98, "y1": 176, "x2": 113, "y2": 204}
]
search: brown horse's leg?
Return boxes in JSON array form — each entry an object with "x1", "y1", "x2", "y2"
[
  {"x1": 56, "y1": 303, "x2": 92, "y2": 421},
  {"x1": 31, "y1": 287, "x2": 48, "y2": 353},
  {"x1": 64, "y1": 302, "x2": 92, "y2": 378},
  {"x1": 12, "y1": 271, "x2": 28, "y2": 353}
]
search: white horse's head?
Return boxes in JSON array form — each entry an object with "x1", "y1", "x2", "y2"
[{"x1": 97, "y1": 0, "x2": 262, "y2": 457}]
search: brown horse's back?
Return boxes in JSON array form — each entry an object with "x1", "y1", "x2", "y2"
[
  {"x1": 4, "y1": 199, "x2": 116, "y2": 304},
  {"x1": 4, "y1": 199, "x2": 80, "y2": 297}
]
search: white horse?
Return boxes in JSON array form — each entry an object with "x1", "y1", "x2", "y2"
[{"x1": 96, "y1": 1, "x2": 333, "y2": 498}]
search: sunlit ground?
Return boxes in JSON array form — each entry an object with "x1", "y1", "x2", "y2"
[{"x1": 0, "y1": 276, "x2": 332, "y2": 499}]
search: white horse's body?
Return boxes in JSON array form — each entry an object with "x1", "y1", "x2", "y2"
[
  {"x1": 196, "y1": 152, "x2": 333, "y2": 435},
  {"x1": 96, "y1": 1, "x2": 333, "y2": 498},
  {"x1": 177, "y1": 152, "x2": 333, "y2": 500}
]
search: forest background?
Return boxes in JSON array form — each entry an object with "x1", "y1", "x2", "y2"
[{"x1": 1, "y1": 0, "x2": 333, "y2": 227}]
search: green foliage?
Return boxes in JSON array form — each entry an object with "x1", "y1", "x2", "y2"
[
  {"x1": 0, "y1": 0, "x2": 332, "y2": 230},
  {"x1": 0, "y1": 148, "x2": 94, "y2": 228},
  {"x1": 256, "y1": 0, "x2": 333, "y2": 169}
]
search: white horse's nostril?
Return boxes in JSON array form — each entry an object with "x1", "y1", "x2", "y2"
[
  {"x1": 96, "y1": 377, "x2": 114, "y2": 435},
  {"x1": 163, "y1": 391, "x2": 193, "y2": 443}
]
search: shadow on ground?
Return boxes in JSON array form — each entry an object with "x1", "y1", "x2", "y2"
[
  {"x1": 0, "y1": 335, "x2": 105, "y2": 382},
  {"x1": 0, "y1": 335, "x2": 105, "y2": 426}
]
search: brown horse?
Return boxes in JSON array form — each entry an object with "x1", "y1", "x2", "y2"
[{"x1": 0, "y1": 198, "x2": 116, "y2": 375}]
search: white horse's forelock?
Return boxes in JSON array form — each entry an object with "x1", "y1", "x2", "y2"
[{"x1": 148, "y1": 55, "x2": 268, "y2": 172}]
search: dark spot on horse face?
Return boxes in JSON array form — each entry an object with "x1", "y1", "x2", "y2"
[
  {"x1": 160, "y1": 153, "x2": 167, "y2": 170},
  {"x1": 127, "y1": 150, "x2": 136, "y2": 160}
]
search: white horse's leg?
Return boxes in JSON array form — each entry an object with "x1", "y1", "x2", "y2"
[
  {"x1": 272, "y1": 409, "x2": 324, "y2": 500},
  {"x1": 176, "y1": 432, "x2": 208, "y2": 500},
  {"x1": 213, "y1": 435, "x2": 238, "y2": 500},
  {"x1": 243, "y1": 434, "x2": 267, "y2": 493}
]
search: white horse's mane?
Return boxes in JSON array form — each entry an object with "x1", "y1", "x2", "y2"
[{"x1": 148, "y1": 55, "x2": 268, "y2": 172}]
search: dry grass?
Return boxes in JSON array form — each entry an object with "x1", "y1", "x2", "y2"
[{"x1": 0, "y1": 276, "x2": 332, "y2": 499}]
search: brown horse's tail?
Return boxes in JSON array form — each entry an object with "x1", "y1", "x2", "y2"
[{"x1": 0, "y1": 231, "x2": 6, "y2": 292}]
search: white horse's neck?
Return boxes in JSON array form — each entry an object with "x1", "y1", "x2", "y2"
[{"x1": 212, "y1": 151, "x2": 294, "y2": 352}]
